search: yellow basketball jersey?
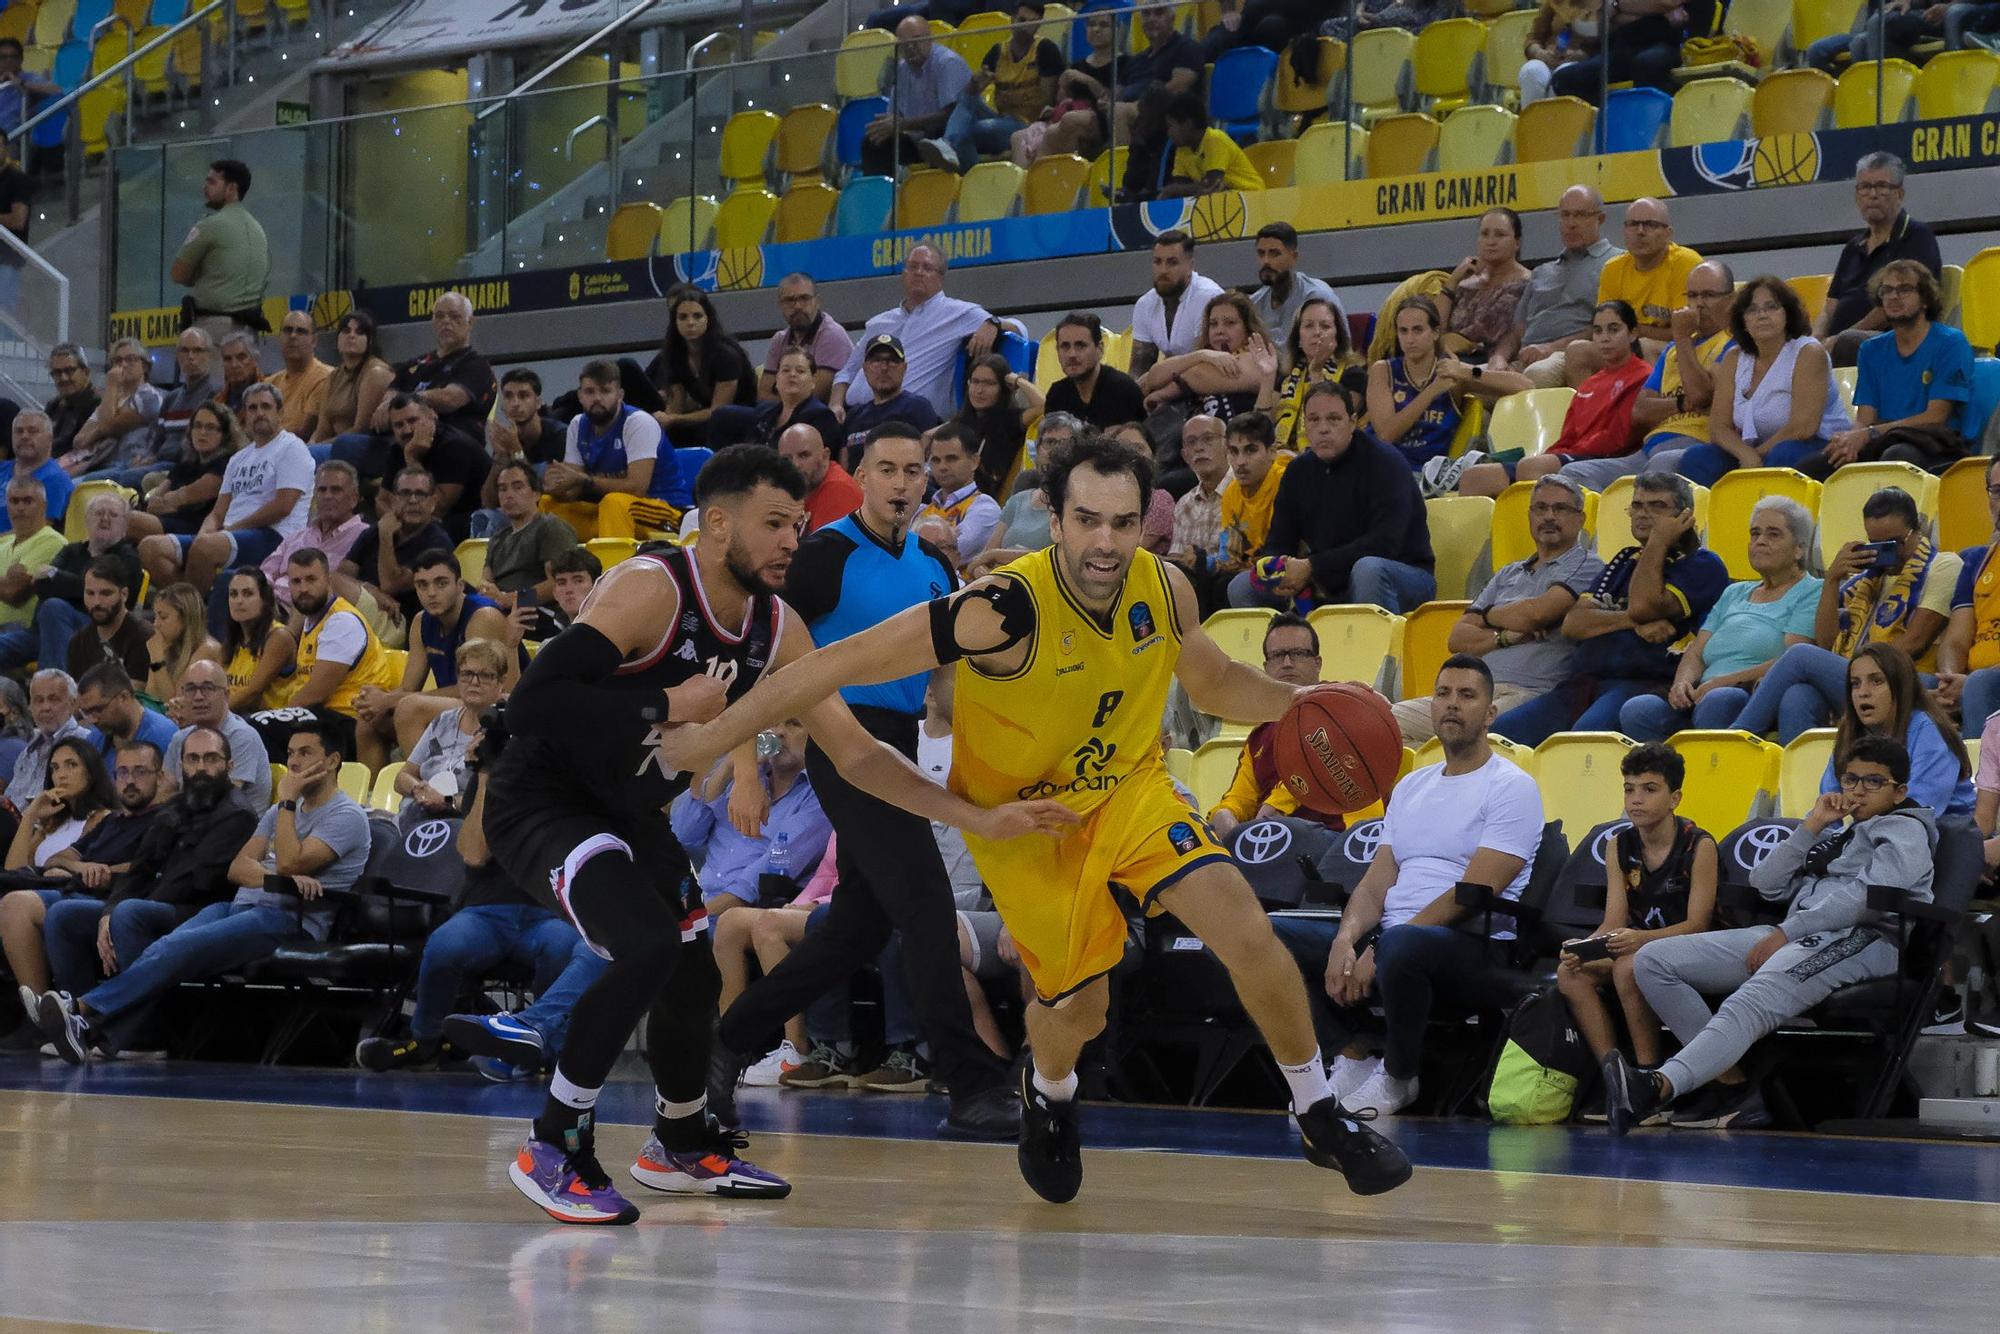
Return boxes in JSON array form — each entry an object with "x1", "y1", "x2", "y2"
[{"x1": 951, "y1": 547, "x2": 1183, "y2": 818}]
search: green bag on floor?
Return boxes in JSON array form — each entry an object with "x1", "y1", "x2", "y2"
[{"x1": 1487, "y1": 986, "x2": 1593, "y2": 1125}]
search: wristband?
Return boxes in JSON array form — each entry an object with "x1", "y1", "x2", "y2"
[{"x1": 279, "y1": 800, "x2": 299, "y2": 813}]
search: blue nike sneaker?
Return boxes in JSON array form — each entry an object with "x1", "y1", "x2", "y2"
[{"x1": 443, "y1": 1011, "x2": 547, "y2": 1069}]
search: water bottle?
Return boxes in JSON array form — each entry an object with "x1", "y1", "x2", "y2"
[
  {"x1": 766, "y1": 831, "x2": 791, "y2": 880},
  {"x1": 754, "y1": 729, "x2": 783, "y2": 760}
]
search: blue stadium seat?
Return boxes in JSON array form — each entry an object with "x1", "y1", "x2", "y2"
[
  {"x1": 1602, "y1": 87, "x2": 1673, "y2": 152},
  {"x1": 835, "y1": 175, "x2": 895, "y2": 237},
  {"x1": 1965, "y1": 356, "x2": 2000, "y2": 440},
  {"x1": 52, "y1": 40, "x2": 91, "y2": 89},
  {"x1": 1210, "y1": 45, "x2": 1278, "y2": 144},
  {"x1": 948, "y1": 330, "x2": 1039, "y2": 410},
  {"x1": 834, "y1": 96, "x2": 887, "y2": 173},
  {"x1": 149, "y1": 0, "x2": 192, "y2": 20},
  {"x1": 673, "y1": 446, "x2": 713, "y2": 503},
  {"x1": 74, "y1": 0, "x2": 116, "y2": 38},
  {"x1": 31, "y1": 106, "x2": 70, "y2": 152}
]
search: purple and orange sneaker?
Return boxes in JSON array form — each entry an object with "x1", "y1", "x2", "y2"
[
  {"x1": 629, "y1": 1124, "x2": 791, "y2": 1199},
  {"x1": 510, "y1": 1137, "x2": 641, "y2": 1225}
]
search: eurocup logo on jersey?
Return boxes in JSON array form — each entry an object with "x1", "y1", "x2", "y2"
[
  {"x1": 1128, "y1": 602, "x2": 1161, "y2": 653},
  {"x1": 1734, "y1": 823, "x2": 1792, "y2": 873},
  {"x1": 1342, "y1": 819, "x2": 1386, "y2": 864},
  {"x1": 1235, "y1": 820, "x2": 1293, "y2": 865}
]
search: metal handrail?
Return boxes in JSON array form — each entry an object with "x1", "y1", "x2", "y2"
[
  {"x1": 0, "y1": 226, "x2": 71, "y2": 344},
  {"x1": 7, "y1": 0, "x2": 226, "y2": 145},
  {"x1": 474, "y1": 0, "x2": 667, "y2": 122},
  {"x1": 564, "y1": 115, "x2": 611, "y2": 163}
]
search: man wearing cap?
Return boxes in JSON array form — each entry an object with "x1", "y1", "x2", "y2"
[
  {"x1": 839, "y1": 333, "x2": 943, "y2": 466},
  {"x1": 831, "y1": 245, "x2": 1000, "y2": 420}
]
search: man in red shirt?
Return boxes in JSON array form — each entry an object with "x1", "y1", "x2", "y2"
[{"x1": 778, "y1": 422, "x2": 862, "y2": 532}]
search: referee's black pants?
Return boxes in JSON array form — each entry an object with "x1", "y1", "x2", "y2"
[{"x1": 718, "y1": 708, "x2": 1005, "y2": 1100}]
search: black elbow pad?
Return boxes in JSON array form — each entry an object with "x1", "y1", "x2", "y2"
[{"x1": 929, "y1": 579, "x2": 1035, "y2": 665}]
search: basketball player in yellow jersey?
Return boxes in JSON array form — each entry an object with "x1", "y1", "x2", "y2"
[{"x1": 656, "y1": 436, "x2": 1413, "y2": 1203}]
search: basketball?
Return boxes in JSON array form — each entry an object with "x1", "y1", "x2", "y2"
[
  {"x1": 715, "y1": 245, "x2": 765, "y2": 291},
  {"x1": 1272, "y1": 682, "x2": 1402, "y2": 815},
  {"x1": 1187, "y1": 189, "x2": 1248, "y2": 242},
  {"x1": 1751, "y1": 132, "x2": 1820, "y2": 188}
]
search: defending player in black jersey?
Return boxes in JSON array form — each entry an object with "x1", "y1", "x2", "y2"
[{"x1": 481, "y1": 446, "x2": 1074, "y2": 1225}]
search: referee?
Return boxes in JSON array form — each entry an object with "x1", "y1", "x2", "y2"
[{"x1": 714, "y1": 420, "x2": 1018, "y2": 1138}]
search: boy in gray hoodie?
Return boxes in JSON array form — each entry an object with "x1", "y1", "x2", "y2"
[{"x1": 1606, "y1": 735, "x2": 1937, "y2": 1133}]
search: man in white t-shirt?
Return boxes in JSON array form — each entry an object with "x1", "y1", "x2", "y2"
[
  {"x1": 1270, "y1": 653, "x2": 1546, "y2": 1118},
  {"x1": 1128, "y1": 230, "x2": 1226, "y2": 377},
  {"x1": 139, "y1": 382, "x2": 312, "y2": 595}
]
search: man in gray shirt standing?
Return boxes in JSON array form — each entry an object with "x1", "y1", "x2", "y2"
[
  {"x1": 1493, "y1": 185, "x2": 1620, "y2": 388},
  {"x1": 1392, "y1": 474, "x2": 1603, "y2": 743}
]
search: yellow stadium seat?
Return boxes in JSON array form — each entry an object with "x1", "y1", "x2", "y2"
[
  {"x1": 268, "y1": 763, "x2": 285, "y2": 800},
  {"x1": 1415, "y1": 732, "x2": 1537, "y2": 777},
  {"x1": 1306, "y1": 604, "x2": 1406, "y2": 695},
  {"x1": 131, "y1": 24, "x2": 173, "y2": 98},
  {"x1": 453, "y1": 539, "x2": 487, "y2": 586},
  {"x1": 1938, "y1": 455, "x2": 1994, "y2": 553},
  {"x1": 1816, "y1": 461, "x2": 1939, "y2": 566},
  {"x1": 835, "y1": 28, "x2": 894, "y2": 101},
  {"x1": 1032, "y1": 329, "x2": 1062, "y2": 394},
  {"x1": 1833, "y1": 59, "x2": 1917, "y2": 129},
  {"x1": 1488, "y1": 387, "x2": 1574, "y2": 458},
  {"x1": 1915, "y1": 49, "x2": 2000, "y2": 119},
  {"x1": 1203, "y1": 608, "x2": 1276, "y2": 666},
  {"x1": 1424, "y1": 495, "x2": 1494, "y2": 601},
  {"x1": 1104, "y1": 327, "x2": 1134, "y2": 372},
  {"x1": 604, "y1": 203, "x2": 662, "y2": 261},
  {"x1": 1413, "y1": 17, "x2": 1486, "y2": 113},
  {"x1": 1752, "y1": 68, "x2": 1834, "y2": 136},
  {"x1": 1832, "y1": 364, "x2": 1858, "y2": 417},
  {"x1": 1275, "y1": 35, "x2": 1340, "y2": 118},
  {"x1": 1039, "y1": 2, "x2": 1076, "y2": 52},
  {"x1": 63, "y1": 480, "x2": 134, "y2": 541},
  {"x1": 1793, "y1": 0, "x2": 1864, "y2": 49},
  {"x1": 775, "y1": 103, "x2": 836, "y2": 180},
  {"x1": 1779, "y1": 728, "x2": 1837, "y2": 817},
  {"x1": 0, "y1": 7, "x2": 32, "y2": 47},
  {"x1": 1437, "y1": 104, "x2": 1515, "y2": 171},
  {"x1": 1961, "y1": 246, "x2": 2000, "y2": 354},
  {"x1": 1941, "y1": 263, "x2": 1965, "y2": 327},
  {"x1": 948, "y1": 10, "x2": 1009, "y2": 68},
  {"x1": 1164, "y1": 745, "x2": 1193, "y2": 787},
  {"x1": 958, "y1": 160, "x2": 1024, "y2": 222},
  {"x1": 1969, "y1": 735, "x2": 1982, "y2": 774},
  {"x1": 1295, "y1": 120, "x2": 1367, "y2": 185},
  {"x1": 1398, "y1": 600, "x2": 1470, "y2": 701},
  {"x1": 894, "y1": 168, "x2": 959, "y2": 229},
  {"x1": 1515, "y1": 96, "x2": 1596, "y2": 162},
  {"x1": 587, "y1": 537, "x2": 638, "y2": 569},
  {"x1": 1190, "y1": 737, "x2": 1244, "y2": 813},
  {"x1": 31, "y1": 0, "x2": 72, "y2": 49},
  {"x1": 370, "y1": 766, "x2": 403, "y2": 813},
  {"x1": 774, "y1": 182, "x2": 838, "y2": 243},
  {"x1": 1244, "y1": 138, "x2": 1296, "y2": 189},
  {"x1": 1085, "y1": 146, "x2": 1124, "y2": 206},
  {"x1": 1706, "y1": 468, "x2": 1821, "y2": 581},
  {"x1": 1492, "y1": 477, "x2": 1599, "y2": 571},
  {"x1": 337, "y1": 762, "x2": 372, "y2": 806},
  {"x1": 1788, "y1": 273, "x2": 1833, "y2": 324},
  {"x1": 1483, "y1": 9, "x2": 1538, "y2": 106},
  {"x1": 658, "y1": 195, "x2": 718, "y2": 255},
  {"x1": 719, "y1": 109, "x2": 779, "y2": 187},
  {"x1": 1022, "y1": 152, "x2": 1090, "y2": 215},
  {"x1": 1669, "y1": 78, "x2": 1752, "y2": 146},
  {"x1": 713, "y1": 189, "x2": 778, "y2": 248},
  {"x1": 1534, "y1": 732, "x2": 1640, "y2": 836},
  {"x1": 1668, "y1": 730, "x2": 1781, "y2": 832},
  {"x1": 1348, "y1": 27, "x2": 1415, "y2": 123},
  {"x1": 1365, "y1": 112, "x2": 1437, "y2": 177},
  {"x1": 1597, "y1": 476, "x2": 1709, "y2": 562}
]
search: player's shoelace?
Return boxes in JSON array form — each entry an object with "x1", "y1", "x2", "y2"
[
  {"x1": 699, "y1": 1124, "x2": 752, "y2": 1159},
  {"x1": 566, "y1": 1149, "x2": 615, "y2": 1191}
]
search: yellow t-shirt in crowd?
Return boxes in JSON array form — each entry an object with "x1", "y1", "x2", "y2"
[
  {"x1": 1598, "y1": 243, "x2": 1703, "y2": 332},
  {"x1": 1218, "y1": 452, "x2": 1290, "y2": 563},
  {"x1": 1171, "y1": 128, "x2": 1265, "y2": 193}
]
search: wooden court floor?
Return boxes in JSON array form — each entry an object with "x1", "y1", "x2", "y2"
[{"x1": 2, "y1": 1068, "x2": 1998, "y2": 1332}]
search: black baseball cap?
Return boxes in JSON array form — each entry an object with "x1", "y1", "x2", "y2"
[{"x1": 863, "y1": 333, "x2": 906, "y2": 361}]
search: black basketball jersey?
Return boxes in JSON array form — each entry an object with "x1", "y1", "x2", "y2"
[
  {"x1": 1614, "y1": 817, "x2": 1706, "y2": 932},
  {"x1": 496, "y1": 546, "x2": 784, "y2": 820}
]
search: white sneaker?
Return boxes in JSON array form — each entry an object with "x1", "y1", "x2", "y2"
[
  {"x1": 18, "y1": 984, "x2": 36, "y2": 1016},
  {"x1": 741, "y1": 1040, "x2": 803, "y2": 1088},
  {"x1": 1330, "y1": 1053, "x2": 1382, "y2": 1105},
  {"x1": 1348, "y1": 1068, "x2": 1419, "y2": 1118},
  {"x1": 916, "y1": 138, "x2": 959, "y2": 172}
]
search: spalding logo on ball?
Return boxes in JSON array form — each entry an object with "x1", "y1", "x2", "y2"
[{"x1": 1273, "y1": 683, "x2": 1402, "y2": 817}]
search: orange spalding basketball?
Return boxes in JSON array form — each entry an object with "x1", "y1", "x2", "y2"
[{"x1": 1272, "y1": 683, "x2": 1402, "y2": 815}]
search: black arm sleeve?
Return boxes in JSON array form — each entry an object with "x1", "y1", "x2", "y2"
[
  {"x1": 929, "y1": 578, "x2": 1033, "y2": 665},
  {"x1": 503, "y1": 622, "x2": 629, "y2": 740}
]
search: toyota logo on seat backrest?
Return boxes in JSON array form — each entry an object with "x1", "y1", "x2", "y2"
[
  {"x1": 1590, "y1": 821, "x2": 1633, "y2": 866},
  {"x1": 1235, "y1": 820, "x2": 1293, "y2": 864},
  {"x1": 405, "y1": 820, "x2": 453, "y2": 858},
  {"x1": 1342, "y1": 819, "x2": 1385, "y2": 863},
  {"x1": 1734, "y1": 823, "x2": 1791, "y2": 873}
]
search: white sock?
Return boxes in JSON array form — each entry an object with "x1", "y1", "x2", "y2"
[
  {"x1": 1278, "y1": 1049, "x2": 1333, "y2": 1110},
  {"x1": 657, "y1": 1093, "x2": 706, "y2": 1121},
  {"x1": 549, "y1": 1070, "x2": 600, "y2": 1110},
  {"x1": 1031, "y1": 1067, "x2": 1078, "y2": 1103}
]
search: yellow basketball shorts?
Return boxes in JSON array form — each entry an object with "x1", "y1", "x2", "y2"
[{"x1": 965, "y1": 768, "x2": 1231, "y2": 1005}]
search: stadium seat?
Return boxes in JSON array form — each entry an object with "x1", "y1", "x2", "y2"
[
  {"x1": 1941, "y1": 262, "x2": 1966, "y2": 327},
  {"x1": 1914, "y1": 48, "x2": 2000, "y2": 119},
  {"x1": 1482, "y1": 9, "x2": 1537, "y2": 107},
  {"x1": 894, "y1": 168, "x2": 959, "y2": 228},
  {"x1": 957, "y1": 160, "x2": 1024, "y2": 222},
  {"x1": 1397, "y1": 599, "x2": 1469, "y2": 701},
  {"x1": 1306, "y1": 604, "x2": 1405, "y2": 694},
  {"x1": 1603, "y1": 87, "x2": 1672, "y2": 151},
  {"x1": 1668, "y1": 730, "x2": 1781, "y2": 833},
  {"x1": 835, "y1": 27, "x2": 894, "y2": 101},
  {"x1": 1961, "y1": 246, "x2": 2000, "y2": 355},
  {"x1": 1487, "y1": 387, "x2": 1574, "y2": 458},
  {"x1": 1779, "y1": 728, "x2": 1837, "y2": 817},
  {"x1": 834, "y1": 175, "x2": 895, "y2": 237},
  {"x1": 1706, "y1": 468, "x2": 1821, "y2": 580},
  {"x1": 1274, "y1": 35, "x2": 1339, "y2": 123},
  {"x1": 1164, "y1": 745, "x2": 1193, "y2": 787},
  {"x1": 1414, "y1": 732, "x2": 1536, "y2": 776},
  {"x1": 1038, "y1": 1, "x2": 1075, "y2": 54},
  {"x1": 1815, "y1": 460, "x2": 1938, "y2": 566},
  {"x1": 1669, "y1": 78, "x2": 1753, "y2": 146},
  {"x1": 604, "y1": 202, "x2": 663, "y2": 261},
  {"x1": 773, "y1": 181, "x2": 837, "y2": 242},
  {"x1": 1189, "y1": 737, "x2": 1244, "y2": 813},
  {"x1": 1347, "y1": 26, "x2": 1415, "y2": 124},
  {"x1": 712, "y1": 189, "x2": 777, "y2": 248},
  {"x1": 1788, "y1": 273, "x2": 1833, "y2": 323},
  {"x1": 1209, "y1": 44, "x2": 1277, "y2": 143},
  {"x1": 835, "y1": 97, "x2": 888, "y2": 173},
  {"x1": 33, "y1": 1, "x2": 75, "y2": 51},
  {"x1": 337, "y1": 762, "x2": 372, "y2": 806},
  {"x1": 1534, "y1": 732, "x2": 1639, "y2": 835},
  {"x1": 1751, "y1": 68, "x2": 1834, "y2": 136},
  {"x1": 658, "y1": 195, "x2": 718, "y2": 254},
  {"x1": 1085, "y1": 145, "x2": 1125, "y2": 206},
  {"x1": 1833, "y1": 59, "x2": 1917, "y2": 129},
  {"x1": 586, "y1": 537, "x2": 638, "y2": 568},
  {"x1": 0, "y1": 7, "x2": 34, "y2": 48},
  {"x1": 1104, "y1": 327, "x2": 1134, "y2": 372},
  {"x1": 1423, "y1": 495, "x2": 1493, "y2": 600},
  {"x1": 369, "y1": 766, "x2": 402, "y2": 813},
  {"x1": 775, "y1": 103, "x2": 836, "y2": 181},
  {"x1": 1365, "y1": 112, "x2": 1437, "y2": 177},
  {"x1": 51, "y1": 39, "x2": 88, "y2": 89},
  {"x1": 1492, "y1": 477, "x2": 1596, "y2": 571},
  {"x1": 1967, "y1": 355, "x2": 2000, "y2": 443},
  {"x1": 1244, "y1": 138, "x2": 1295, "y2": 189},
  {"x1": 1412, "y1": 17, "x2": 1485, "y2": 114},
  {"x1": 1792, "y1": 0, "x2": 1864, "y2": 51},
  {"x1": 1203, "y1": 608, "x2": 1276, "y2": 666},
  {"x1": 1022, "y1": 152, "x2": 1089, "y2": 215},
  {"x1": 1437, "y1": 104, "x2": 1514, "y2": 171},
  {"x1": 63, "y1": 480, "x2": 132, "y2": 541},
  {"x1": 131, "y1": 23, "x2": 173, "y2": 98},
  {"x1": 948, "y1": 10, "x2": 1009, "y2": 68},
  {"x1": 453, "y1": 539, "x2": 487, "y2": 587},
  {"x1": 1295, "y1": 120, "x2": 1366, "y2": 184},
  {"x1": 1831, "y1": 364, "x2": 1858, "y2": 416},
  {"x1": 1514, "y1": 96, "x2": 1595, "y2": 162},
  {"x1": 1938, "y1": 455, "x2": 1993, "y2": 553},
  {"x1": 718, "y1": 109, "x2": 779, "y2": 190},
  {"x1": 1596, "y1": 476, "x2": 1709, "y2": 561}
]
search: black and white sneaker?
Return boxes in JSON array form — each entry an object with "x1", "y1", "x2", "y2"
[
  {"x1": 1295, "y1": 1097, "x2": 1413, "y2": 1196},
  {"x1": 1969, "y1": 1013, "x2": 2000, "y2": 1039},
  {"x1": 1602, "y1": 1051, "x2": 1662, "y2": 1137},
  {"x1": 1670, "y1": 1080, "x2": 1772, "y2": 1130},
  {"x1": 36, "y1": 991, "x2": 91, "y2": 1065},
  {"x1": 1017, "y1": 1065, "x2": 1083, "y2": 1204},
  {"x1": 1922, "y1": 993, "x2": 1968, "y2": 1036}
]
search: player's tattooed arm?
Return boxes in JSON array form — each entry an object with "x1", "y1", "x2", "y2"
[{"x1": 1163, "y1": 561, "x2": 1303, "y2": 724}]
